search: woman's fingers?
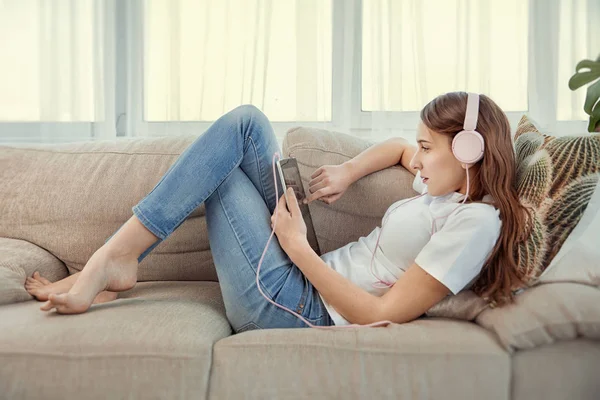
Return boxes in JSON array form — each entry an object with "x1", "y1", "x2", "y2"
[
  {"x1": 308, "y1": 176, "x2": 325, "y2": 191},
  {"x1": 310, "y1": 167, "x2": 323, "y2": 179},
  {"x1": 309, "y1": 177, "x2": 328, "y2": 193},
  {"x1": 304, "y1": 188, "x2": 329, "y2": 204}
]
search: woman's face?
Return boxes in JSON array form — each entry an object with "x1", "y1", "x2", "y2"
[{"x1": 409, "y1": 121, "x2": 469, "y2": 197}]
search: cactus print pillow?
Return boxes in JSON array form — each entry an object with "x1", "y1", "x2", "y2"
[{"x1": 513, "y1": 115, "x2": 600, "y2": 284}]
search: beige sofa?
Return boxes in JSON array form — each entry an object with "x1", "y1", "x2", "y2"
[{"x1": 0, "y1": 126, "x2": 598, "y2": 399}]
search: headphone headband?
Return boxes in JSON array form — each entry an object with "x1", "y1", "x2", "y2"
[{"x1": 463, "y1": 93, "x2": 480, "y2": 131}]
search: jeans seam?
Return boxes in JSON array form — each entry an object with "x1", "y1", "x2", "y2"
[
  {"x1": 300, "y1": 282, "x2": 325, "y2": 323},
  {"x1": 216, "y1": 184, "x2": 275, "y2": 300},
  {"x1": 296, "y1": 276, "x2": 309, "y2": 314},
  {"x1": 247, "y1": 136, "x2": 269, "y2": 207}
]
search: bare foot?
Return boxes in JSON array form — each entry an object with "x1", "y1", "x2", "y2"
[
  {"x1": 25, "y1": 271, "x2": 55, "y2": 301},
  {"x1": 26, "y1": 271, "x2": 118, "y2": 304},
  {"x1": 92, "y1": 290, "x2": 119, "y2": 304},
  {"x1": 40, "y1": 247, "x2": 138, "y2": 314}
]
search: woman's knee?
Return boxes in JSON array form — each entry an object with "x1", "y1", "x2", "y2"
[
  {"x1": 221, "y1": 104, "x2": 275, "y2": 147},
  {"x1": 227, "y1": 104, "x2": 260, "y2": 120},
  {"x1": 230, "y1": 104, "x2": 271, "y2": 128}
]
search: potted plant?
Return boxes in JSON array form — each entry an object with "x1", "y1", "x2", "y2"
[{"x1": 568, "y1": 53, "x2": 600, "y2": 132}]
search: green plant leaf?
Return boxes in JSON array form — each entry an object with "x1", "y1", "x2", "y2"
[
  {"x1": 588, "y1": 102, "x2": 600, "y2": 133},
  {"x1": 569, "y1": 59, "x2": 600, "y2": 90},
  {"x1": 584, "y1": 79, "x2": 600, "y2": 115},
  {"x1": 569, "y1": 72, "x2": 600, "y2": 90},
  {"x1": 575, "y1": 59, "x2": 600, "y2": 72}
]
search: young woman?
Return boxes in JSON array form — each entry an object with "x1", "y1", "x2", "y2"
[{"x1": 26, "y1": 92, "x2": 531, "y2": 331}]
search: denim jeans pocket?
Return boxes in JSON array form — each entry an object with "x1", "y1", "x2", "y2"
[
  {"x1": 295, "y1": 275, "x2": 324, "y2": 325},
  {"x1": 236, "y1": 321, "x2": 263, "y2": 333}
]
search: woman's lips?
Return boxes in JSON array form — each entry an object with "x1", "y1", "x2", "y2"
[{"x1": 422, "y1": 177, "x2": 429, "y2": 183}]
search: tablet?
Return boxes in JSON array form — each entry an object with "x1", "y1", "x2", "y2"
[{"x1": 276, "y1": 157, "x2": 321, "y2": 256}]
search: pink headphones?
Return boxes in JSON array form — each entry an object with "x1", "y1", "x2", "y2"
[
  {"x1": 261, "y1": 92, "x2": 485, "y2": 329},
  {"x1": 452, "y1": 92, "x2": 485, "y2": 165}
]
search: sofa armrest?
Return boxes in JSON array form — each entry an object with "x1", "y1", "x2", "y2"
[{"x1": 0, "y1": 237, "x2": 69, "y2": 305}]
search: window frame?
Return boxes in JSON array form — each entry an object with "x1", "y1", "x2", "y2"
[{"x1": 0, "y1": 0, "x2": 591, "y2": 146}]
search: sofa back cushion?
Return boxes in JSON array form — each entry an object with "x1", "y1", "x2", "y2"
[
  {"x1": 0, "y1": 137, "x2": 218, "y2": 282},
  {"x1": 0, "y1": 128, "x2": 417, "y2": 283}
]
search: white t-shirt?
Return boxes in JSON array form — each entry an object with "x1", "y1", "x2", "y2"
[{"x1": 318, "y1": 171, "x2": 502, "y2": 326}]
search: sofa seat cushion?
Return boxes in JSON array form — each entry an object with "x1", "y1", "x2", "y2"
[
  {"x1": 512, "y1": 339, "x2": 600, "y2": 400},
  {"x1": 0, "y1": 281, "x2": 231, "y2": 399},
  {"x1": 209, "y1": 318, "x2": 510, "y2": 400}
]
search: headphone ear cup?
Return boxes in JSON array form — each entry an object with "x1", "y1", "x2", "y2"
[{"x1": 452, "y1": 130, "x2": 485, "y2": 164}]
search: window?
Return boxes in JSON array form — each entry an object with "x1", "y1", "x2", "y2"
[
  {"x1": 0, "y1": 0, "x2": 597, "y2": 144},
  {"x1": 143, "y1": 0, "x2": 332, "y2": 122},
  {"x1": 0, "y1": 0, "x2": 105, "y2": 122},
  {"x1": 362, "y1": 0, "x2": 528, "y2": 113}
]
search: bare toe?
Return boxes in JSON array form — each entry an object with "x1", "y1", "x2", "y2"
[
  {"x1": 39, "y1": 277, "x2": 52, "y2": 285},
  {"x1": 40, "y1": 293, "x2": 68, "y2": 312},
  {"x1": 41, "y1": 293, "x2": 91, "y2": 314},
  {"x1": 26, "y1": 279, "x2": 42, "y2": 288},
  {"x1": 40, "y1": 299, "x2": 55, "y2": 311},
  {"x1": 32, "y1": 272, "x2": 52, "y2": 285},
  {"x1": 27, "y1": 285, "x2": 50, "y2": 301}
]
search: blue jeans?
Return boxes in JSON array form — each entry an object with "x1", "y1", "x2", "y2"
[{"x1": 105, "y1": 105, "x2": 335, "y2": 332}]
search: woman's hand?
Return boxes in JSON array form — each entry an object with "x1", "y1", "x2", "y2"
[
  {"x1": 303, "y1": 163, "x2": 353, "y2": 205},
  {"x1": 271, "y1": 188, "x2": 308, "y2": 252}
]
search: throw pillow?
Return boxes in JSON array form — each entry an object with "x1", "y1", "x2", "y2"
[
  {"x1": 473, "y1": 116, "x2": 600, "y2": 351},
  {"x1": 0, "y1": 237, "x2": 69, "y2": 305},
  {"x1": 476, "y1": 283, "x2": 600, "y2": 353},
  {"x1": 514, "y1": 115, "x2": 600, "y2": 277},
  {"x1": 0, "y1": 264, "x2": 32, "y2": 305}
]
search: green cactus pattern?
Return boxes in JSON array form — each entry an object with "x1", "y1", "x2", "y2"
[
  {"x1": 516, "y1": 149, "x2": 553, "y2": 208},
  {"x1": 515, "y1": 132, "x2": 545, "y2": 167},
  {"x1": 543, "y1": 135, "x2": 600, "y2": 197},
  {"x1": 514, "y1": 201, "x2": 548, "y2": 283},
  {"x1": 511, "y1": 116, "x2": 599, "y2": 283},
  {"x1": 542, "y1": 173, "x2": 600, "y2": 268}
]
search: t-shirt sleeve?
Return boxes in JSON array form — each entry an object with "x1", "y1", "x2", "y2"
[{"x1": 414, "y1": 207, "x2": 501, "y2": 294}]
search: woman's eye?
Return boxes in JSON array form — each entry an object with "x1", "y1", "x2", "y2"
[{"x1": 421, "y1": 147, "x2": 429, "y2": 152}]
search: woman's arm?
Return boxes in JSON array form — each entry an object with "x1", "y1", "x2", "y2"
[
  {"x1": 344, "y1": 138, "x2": 414, "y2": 183},
  {"x1": 287, "y1": 242, "x2": 450, "y2": 325},
  {"x1": 286, "y1": 242, "x2": 381, "y2": 325}
]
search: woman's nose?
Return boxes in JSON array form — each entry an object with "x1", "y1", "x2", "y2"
[{"x1": 409, "y1": 152, "x2": 420, "y2": 170}]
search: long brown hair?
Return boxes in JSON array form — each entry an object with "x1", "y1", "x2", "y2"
[{"x1": 420, "y1": 92, "x2": 533, "y2": 307}]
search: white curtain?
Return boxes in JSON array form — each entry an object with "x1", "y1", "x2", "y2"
[
  {"x1": 0, "y1": 0, "x2": 116, "y2": 142},
  {"x1": 125, "y1": 0, "x2": 333, "y2": 139},
  {"x1": 556, "y1": 0, "x2": 600, "y2": 121},
  {"x1": 0, "y1": 0, "x2": 598, "y2": 144},
  {"x1": 365, "y1": 0, "x2": 599, "y2": 141}
]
